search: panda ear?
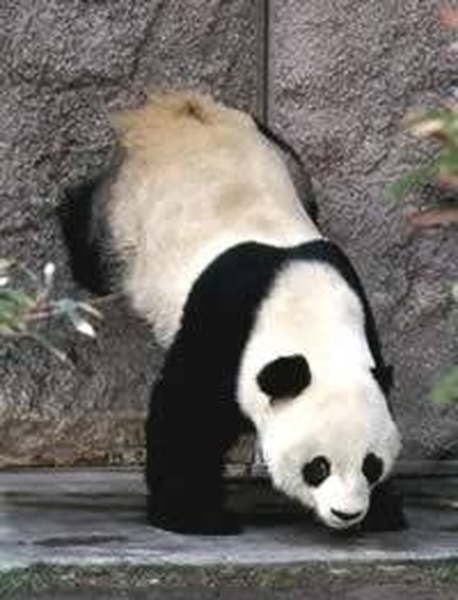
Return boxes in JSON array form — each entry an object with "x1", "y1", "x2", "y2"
[
  {"x1": 257, "y1": 355, "x2": 311, "y2": 402},
  {"x1": 371, "y1": 364, "x2": 394, "y2": 396}
]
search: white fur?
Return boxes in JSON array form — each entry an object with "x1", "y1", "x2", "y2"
[
  {"x1": 109, "y1": 92, "x2": 321, "y2": 347},
  {"x1": 109, "y1": 92, "x2": 401, "y2": 529}
]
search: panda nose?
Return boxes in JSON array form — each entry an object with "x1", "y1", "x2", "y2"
[{"x1": 331, "y1": 508, "x2": 362, "y2": 522}]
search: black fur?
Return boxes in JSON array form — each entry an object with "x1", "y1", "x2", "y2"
[
  {"x1": 302, "y1": 456, "x2": 331, "y2": 487},
  {"x1": 58, "y1": 148, "x2": 124, "y2": 295},
  {"x1": 257, "y1": 355, "x2": 311, "y2": 401},
  {"x1": 362, "y1": 452, "x2": 384, "y2": 485},
  {"x1": 371, "y1": 364, "x2": 394, "y2": 396},
  {"x1": 146, "y1": 239, "x2": 393, "y2": 534},
  {"x1": 360, "y1": 480, "x2": 408, "y2": 531}
]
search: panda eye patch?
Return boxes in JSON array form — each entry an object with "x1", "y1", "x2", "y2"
[
  {"x1": 302, "y1": 456, "x2": 330, "y2": 487},
  {"x1": 362, "y1": 452, "x2": 384, "y2": 485},
  {"x1": 256, "y1": 354, "x2": 311, "y2": 402}
]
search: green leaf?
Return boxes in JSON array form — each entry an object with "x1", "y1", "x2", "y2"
[
  {"x1": 438, "y1": 147, "x2": 458, "y2": 174},
  {"x1": 388, "y1": 159, "x2": 439, "y2": 200},
  {"x1": 406, "y1": 107, "x2": 453, "y2": 126},
  {"x1": 28, "y1": 332, "x2": 68, "y2": 363},
  {"x1": 55, "y1": 298, "x2": 98, "y2": 337},
  {"x1": 76, "y1": 301, "x2": 103, "y2": 320},
  {"x1": 0, "y1": 288, "x2": 35, "y2": 307},
  {"x1": 431, "y1": 366, "x2": 458, "y2": 404}
]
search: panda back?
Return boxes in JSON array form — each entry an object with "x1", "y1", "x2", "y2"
[{"x1": 107, "y1": 92, "x2": 320, "y2": 345}]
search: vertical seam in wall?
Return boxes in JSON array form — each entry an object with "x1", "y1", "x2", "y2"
[{"x1": 256, "y1": 0, "x2": 270, "y2": 125}]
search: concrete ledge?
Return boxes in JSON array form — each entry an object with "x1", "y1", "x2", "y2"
[{"x1": 0, "y1": 469, "x2": 457, "y2": 571}]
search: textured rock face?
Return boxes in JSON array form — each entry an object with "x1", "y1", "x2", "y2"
[
  {"x1": 0, "y1": 0, "x2": 261, "y2": 466},
  {"x1": 269, "y1": 0, "x2": 458, "y2": 458},
  {"x1": 0, "y1": 0, "x2": 456, "y2": 466}
]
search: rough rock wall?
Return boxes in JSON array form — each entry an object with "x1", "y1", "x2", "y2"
[
  {"x1": 269, "y1": 0, "x2": 458, "y2": 458},
  {"x1": 0, "y1": 0, "x2": 262, "y2": 466},
  {"x1": 0, "y1": 0, "x2": 456, "y2": 466}
]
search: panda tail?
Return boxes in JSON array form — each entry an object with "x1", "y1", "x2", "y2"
[{"x1": 110, "y1": 91, "x2": 240, "y2": 149}]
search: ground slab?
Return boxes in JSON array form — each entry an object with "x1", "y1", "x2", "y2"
[
  {"x1": 0, "y1": 469, "x2": 457, "y2": 573},
  {"x1": 0, "y1": 469, "x2": 457, "y2": 598}
]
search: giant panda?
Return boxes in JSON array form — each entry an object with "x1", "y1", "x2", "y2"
[{"x1": 62, "y1": 91, "x2": 406, "y2": 535}]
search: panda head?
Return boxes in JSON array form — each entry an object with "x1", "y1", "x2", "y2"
[{"x1": 252, "y1": 354, "x2": 401, "y2": 530}]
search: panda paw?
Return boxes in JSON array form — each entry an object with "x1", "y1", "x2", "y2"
[
  {"x1": 361, "y1": 481, "x2": 408, "y2": 532},
  {"x1": 147, "y1": 500, "x2": 242, "y2": 535}
]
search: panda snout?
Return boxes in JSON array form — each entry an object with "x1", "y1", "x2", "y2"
[{"x1": 331, "y1": 508, "x2": 363, "y2": 522}]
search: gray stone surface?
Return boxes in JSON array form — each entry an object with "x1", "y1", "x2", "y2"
[
  {"x1": 0, "y1": 469, "x2": 457, "y2": 571},
  {"x1": 269, "y1": 0, "x2": 458, "y2": 458},
  {"x1": 0, "y1": 1, "x2": 262, "y2": 466}
]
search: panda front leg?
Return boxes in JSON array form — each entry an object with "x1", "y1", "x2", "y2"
[
  {"x1": 145, "y1": 384, "x2": 242, "y2": 535},
  {"x1": 145, "y1": 469, "x2": 240, "y2": 536},
  {"x1": 361, "y1": 480, "x2": 408, "y2": 532}
]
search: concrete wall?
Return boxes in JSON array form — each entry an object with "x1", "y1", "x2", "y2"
[{"x1": 0, "y1": 0, "x2": 456, "y2": 466}]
